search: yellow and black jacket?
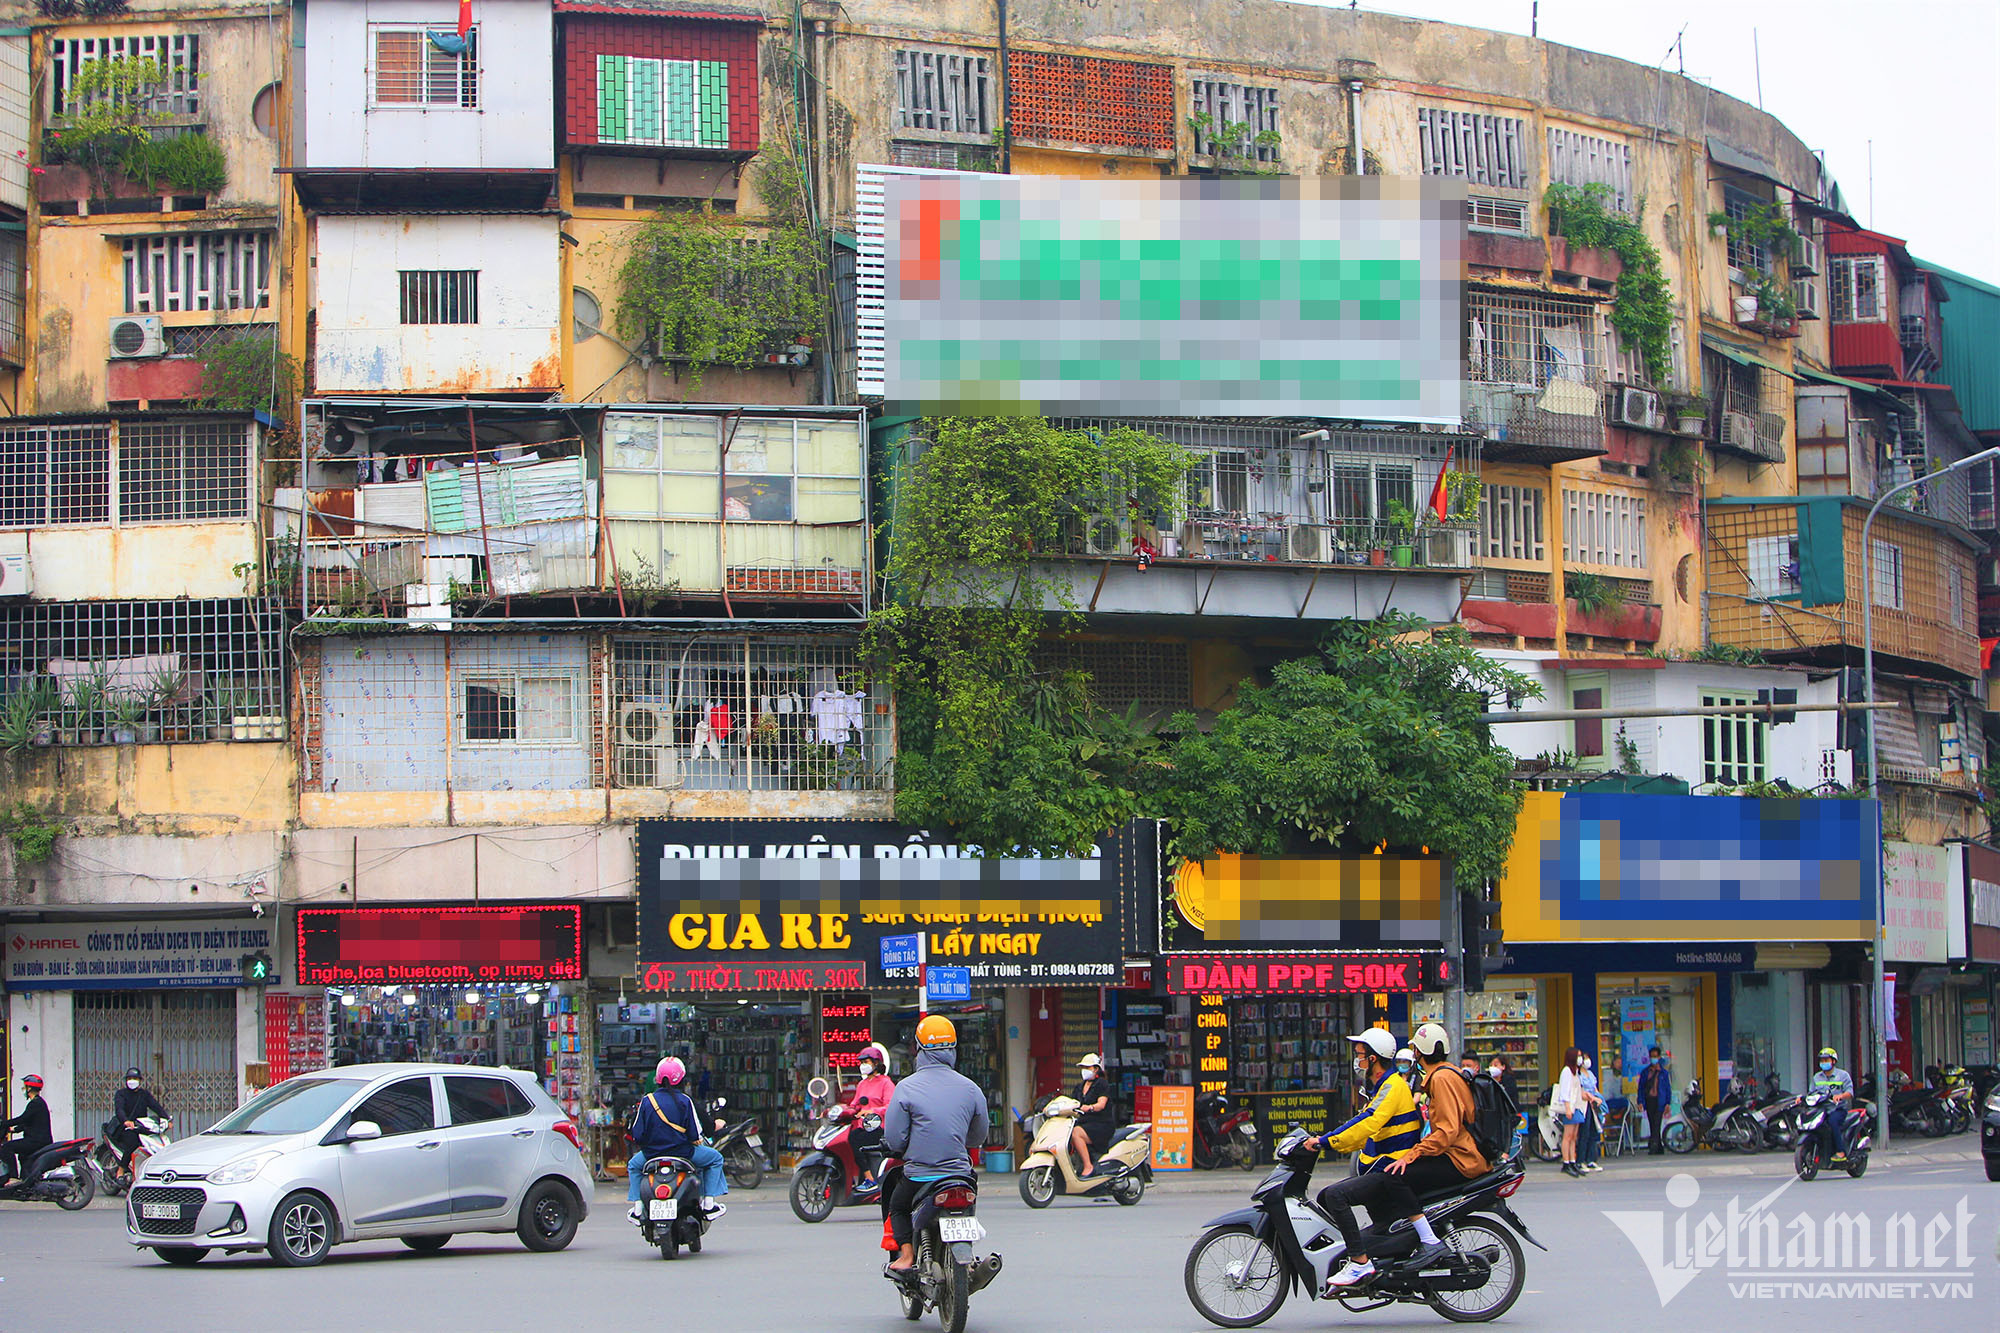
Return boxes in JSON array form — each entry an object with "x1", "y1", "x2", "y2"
[{"x1": 1325, "y1": 1069, "x2": 1422, "y2": 1172}]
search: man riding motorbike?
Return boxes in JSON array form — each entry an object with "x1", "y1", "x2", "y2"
[
  {"x1": 1306, "y1": 1029, "x2": 1421, "y2": 1175},
  {"x1": 625, "y1": 1056, "x2": 728, "y2": 1225},
  {"x1": 881, "y1": 1015, "x2": 989, "y2": 1275},
  {"x1": 850, "y1": 1043, "x2": 896, "y2": 1189},
  {"x1": 1809, "y1": 1046, "x2": 1856, "y2": 1158},
  {"x1": 1, "y1": 1074, "x2": 53, "y2": 1187},
  {"x1": 106, "y1": 1067, "x2": 169, "y2": 1182},
  {"x1": 1318, "y1": 1022, "x2": 1489, "y2": 1292}
]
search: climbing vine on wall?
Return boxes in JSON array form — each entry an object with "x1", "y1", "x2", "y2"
[{"x1": 1545, "y1": 183, "x2": 1675, "y2": 384}]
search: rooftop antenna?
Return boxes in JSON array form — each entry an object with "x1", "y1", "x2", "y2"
[
  {"x1": 1532, "y1": 1, "x2": 1538, "y2": 38},
  {"x1": 1752, "y1": 29, "x2": 1764, "y2": 108},
  {"x1": 1867, "y1": 139, "x2": 1875, "y2": 227}
]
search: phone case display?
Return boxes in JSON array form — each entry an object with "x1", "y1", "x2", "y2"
[
  {"x1": 1231, "y1": 999, "x2": 1344, "y2": 1091},
  {"x1": 1161, "y1": 997, "x2": 1193, "y2": 1080},
  {"x1": 1413, "y1": 988, "x2": 1543, "y2": 1093},
  {"x1": 1117, "y1": 1000, "x2": 1170, "y2": 1096},
  {"x1": 332, "y1": 992, "x2": 544, "y2": 1069},
  {"x1": 700, "y1": 1007, "x2": 813, "y2": 1154},
  {"x1": 265, "y1": 994, "x2": 329, "y2": 1084},
  {"x1": 596, "y1": 1020, "x2": 665, "y2": 1114},
  {"x1": 546, "y1": 997, "x2": 587, "y2": 1118}
]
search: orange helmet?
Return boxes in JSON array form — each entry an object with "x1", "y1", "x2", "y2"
[{"x1": 916, "y1": 1014, "x2": 957, "y2": 1048}]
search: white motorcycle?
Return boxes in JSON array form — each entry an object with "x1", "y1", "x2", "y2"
[{"x1": 91, "y1": 1114, "x2": 172, "y2": 1197}]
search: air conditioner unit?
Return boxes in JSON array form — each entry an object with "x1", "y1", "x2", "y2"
[
  {"x1": 1609, "y1": 385, "x2": 1662, "y2": 431},
  {"x1": 0, "y1": 532, "x2": 30, "y2": 598},
  {"x1": 1794, "y1": 278, "x2": 1824, "y2": 320},
  {"x1": 1081, "y1": 517, "x2": 1130, "y2": 556},
  {"x1": 1284, "y1": 525, "x2": 1333, "y2": 563},
  {"x1": 617, "y1": 702, "x2": 673, "y2": 748},
  {"x1": 1792, "y1": 234, "x2": 1823, "y2": 277},
  {"x1": 1755, "y1": 411, "x2": 1787, "y2": 451},
  {"x1": 107, "y1": 315, "x2": 165, "y2": 359},
  {"x1": 1721, "y1": 411, "x2": 1760, "y2": 452}
]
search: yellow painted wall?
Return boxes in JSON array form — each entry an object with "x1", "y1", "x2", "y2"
[
  {"x1": 299, "y1": 787, "x2": 893, "y2": 829},
  {"x1": 0, "y1": 741, "x2": 293, "y2": 834},
  {"x1": 26, "y1": 521, "x2": 258, "y2": 600}
]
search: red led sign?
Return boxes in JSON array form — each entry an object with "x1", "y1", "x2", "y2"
[
  {"x1": 296, "y1": 906, "x2": 583, "y2": 986},
  {"x1": 640, "y1": 959, "x2": 867, "y2": 992},
  {"x1": 820, "y1": 993, "x2": 874, "y2": 1070},
  {"x1": 1165, "y1": 953, "x2": 1435, "y2": 995}
]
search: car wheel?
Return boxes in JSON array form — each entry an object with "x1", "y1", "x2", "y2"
[
  {"x1": 152, "y1": 1246, "x2": 206, "y2": 1266},
  {"x1": 517, "y1": 1179, "x2": 578, "y2": 1252},
  {"x1": 268, "y1": 1191, "x2": 335, "y2": 1268},
  {"x1": 1984, "y1": 1155, "x2": 2000, "y2": 1182},
  {"x1": 401, "y1": 1234, "x2": 450, "y2": 1253}
]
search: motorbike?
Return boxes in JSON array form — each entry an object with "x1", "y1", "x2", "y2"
[
  {"x1": 1700, "y1": 1078, "x2": 1765, "y2": 1152},
  {"x1": 89, "y1": 1114, "x2": 172, "y2": 1198},
  {"x1": 636, "y1": 1151, "x2": 715, "y2": 1259},
  {"x1": 1792, "y1": 1091, "x2": 1874, "y2": 1180},
  {"x1": 1927, "y1": 1066, "x2": 1975, "y2": 1135},
  {"x1": 790, "y1": 1075, "x2": 886, "y2": 1223},
  {"x1": 1527, "y1": 1090, "x2": 1562, "y2": 1163},
  {"x1": 1859, "y1": 1072, "x2": 1949, "y2": 1139},
  {"x1": 1751, "y1": 1076, "x2": 1803, "y2": 1150},
  {"x1": 1183, "y1": 1125, "x2": 1543, "y2": 1327},
  {"x1": 881, "y1": 1161, "x2": 1004, "y2": 1333},
  {"x1": 705, "y1": 1097, "x2": 767, "y2": 1190},
  {"x1": 1668, "y1": 1079, "x2": 1715, "y2": 1152},
  {"x1": 1016, "y1": 1094, "x2": 1153, "y2": 1207},
  {"x1": 1194, "y1": 1092, "x2": 1259, "y2": 1171},
  {"x1": 0, "y1": 1137, "x2": 96, "y2": 1210}
]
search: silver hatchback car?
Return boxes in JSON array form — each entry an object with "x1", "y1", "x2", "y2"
[{"x1": 125, "y1": 1063, "x2": 591, "y2": 1267}]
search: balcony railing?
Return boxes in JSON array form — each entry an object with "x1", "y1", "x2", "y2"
[{"x1": 1463, "y1": 289, "x2": 1610, "y2": 464}]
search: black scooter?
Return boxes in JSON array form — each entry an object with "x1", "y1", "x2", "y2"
[
  {"x1": 1793, "y1": 1091, "x2": 1874, "y2": 1180},
  {"x1": 1183, "y1": 1126, "x2": 1544, "y2": 1327},
  {"x1": 1859, "y1": 1073, "x2": 1948, "y2": 1138},
  {"x1": 0, "y1": 1137, "x2": 97, "y2": 1210},
  {"x1": 635, "y1": 1152, "x2": 715, "y2": 1260},
  {"x1": 706, "y1": 1096, "x2": 768, "y2": 1190}
]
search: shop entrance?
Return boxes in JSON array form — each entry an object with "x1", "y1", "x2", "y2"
[
  {"x1": 1416, "y1": 983, "x2": 1550, "y2": 1099},
  {"x1": 1596, "y1": 976, "x2": 1697, "y2": 1102},
  {"x1": 73, "y1": 990, "x2": 237, "y2": 1137},
  {"x1": 1732, "y1": 971, "x2": 1807, "y2": 1094}
]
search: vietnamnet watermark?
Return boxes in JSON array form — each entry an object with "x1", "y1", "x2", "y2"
[{"x1": 1606, "y1": 1174, "x2": 1979, "y2": 1304}]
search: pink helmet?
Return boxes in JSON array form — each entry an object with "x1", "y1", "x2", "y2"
[
  {"x1": 859, "y1": 1044, "x2": 888, "y2": 1065},
  {"x1": 655, "y1": 1056, "x2": 686, "y2": 1086}
]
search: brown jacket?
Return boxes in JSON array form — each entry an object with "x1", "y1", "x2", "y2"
[{"x1": 1400, "y1": 1062, "x2": 1487, "y2": 1177}]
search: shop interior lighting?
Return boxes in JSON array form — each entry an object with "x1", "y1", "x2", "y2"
[
  {"x1": 402, "y1": 990, "x2": 419, "y2": 1005},
  {"x1": 340, "y1": 992, "x2": 357, "y2": 1007},
  {"x1": 465, "y1": 989, "x2": 481, "y2": 1004}
]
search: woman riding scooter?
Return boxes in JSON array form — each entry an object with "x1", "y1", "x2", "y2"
[
  {"x1": 850, "y1": 1044, "x2": 895, "y2": 1189},
  {"x1": 1070, "y1": 1055, "x2": 1114, "y2": 1177}
]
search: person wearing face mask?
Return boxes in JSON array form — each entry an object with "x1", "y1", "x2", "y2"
[
  {"x1": 1070, "y1": 1055, "x2": 1115, "y2": 1177},
  {"x1": 1808, "y1": 1046, "x2": 1855, "y2": 1159},
  {"x1": 107, "y1": 1066, "x2": 169, "y2": 1184},
  {"x1": 1488, "y1": 1055, "x2": 1521, "y2": 1105},
  {"x1": 849, "y1": 1043, "x2": 896, "y2": 1189},
  {"x1": 1306, "y1": 1029, "x2": 1420, "y2": 1176},
  {"x1": 1576, "y1": 1055, "x2": 1605, "y2": 1172},
  {"x1": 1637, "y1": 1046, "x2": 1671, "y2": 1156}
]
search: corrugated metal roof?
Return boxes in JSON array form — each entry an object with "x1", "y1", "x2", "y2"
[{"x1": 1919, "y1": 258, "x2": 2000, "y2": 435}]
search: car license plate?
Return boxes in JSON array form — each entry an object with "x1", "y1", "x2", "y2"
[
  {"x1": 142, "y1": 1202, "x2": 181, "y2": 1220},
  {"x1": 649, "y1": 1199, "x2": 677, "y2": 1220},
  {"x1": 937, "y1": 1217, "x2": 982, "y2": 1243}
]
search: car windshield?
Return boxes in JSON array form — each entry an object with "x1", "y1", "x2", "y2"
[{"x1": 206, "y1": 1078, "x2": 363, "y2": 1135}]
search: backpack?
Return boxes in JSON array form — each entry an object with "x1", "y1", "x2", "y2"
[{"x1": 1445, "y1": 1065, "x2": 1520, "y2": 1167}]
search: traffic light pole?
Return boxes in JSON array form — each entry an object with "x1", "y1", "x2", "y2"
[{"x1": 1441, "y1": 882, "x2": 1464, "y2": 1057}]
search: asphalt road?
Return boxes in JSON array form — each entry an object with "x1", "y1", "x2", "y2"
[{"x1": 0, "y1": 1145, "x2": 1990, "y2": 1333}]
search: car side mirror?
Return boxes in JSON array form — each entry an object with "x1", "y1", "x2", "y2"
[{"x1": 343, "y1": 1120, "x2": 382, "y2": 1143}]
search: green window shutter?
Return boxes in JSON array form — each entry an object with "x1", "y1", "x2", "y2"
[
  {"x1": 631, "y1": 58, "x2": 663, "y2": 144},
  {"x1": 425, "y1": 469, "x2": 467, "y2": 533},
  {"x1": 697, "y1": 61, "x2": 729, "y2": 148},
  {"x1": 663, "y1": 59, "x2": 697, "y2": 146},
  {"x1": 597, "y1": 55, "x2": 629, "y2": 142}
]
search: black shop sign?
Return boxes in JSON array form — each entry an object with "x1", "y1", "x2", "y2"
[{"x1": 634, "y1": 820, "x2": 1139, "y2": 989}]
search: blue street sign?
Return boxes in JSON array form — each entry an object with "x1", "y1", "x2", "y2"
[
  {"x1": 927, "y1": 966, "x2": 972, "y2": 1003},
  {"x1": 880, "y1": 934, "x2": 921, "y2": 970}
]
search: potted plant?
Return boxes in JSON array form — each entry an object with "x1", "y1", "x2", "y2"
[
  {"x1": 1666, "y1": 392, "x2": 1710, "y2": 437},
  {"x1": 207, "y1": 689, "x2": 238, "y2": 742},
  {"x1": 107, "y1": 689, "x2": 149, "y2": 745},
  {"x1": 1444, "y1": 470, "x2": 1484, "y2": 524},
  {"x1": 0, "y1": 681, "x2": 56, "y2": 756},
  {"x1": 148, "y1": 666, "x2": 189, "y2": 742},
  {"x1": 59, "y1": 669, "x2": 109, "y2": 745},
  {"x1": 1385, "y1": 500, "x2": 1418, "y2": 568}
]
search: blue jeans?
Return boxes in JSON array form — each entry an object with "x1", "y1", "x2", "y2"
[{"x1": 628, "y1": 1144, "x2": 728, "y2": 1202}]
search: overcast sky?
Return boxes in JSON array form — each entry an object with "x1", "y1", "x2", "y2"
[{"x1": 1300, "y1": 0, "x2": 2000, "y2": 281}]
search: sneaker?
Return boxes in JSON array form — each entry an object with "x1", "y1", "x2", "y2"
[
  {"x1": 1405, "y1": 1241, "x2": 1452, "y2": 1271},
  {"x1": 627, "y1": 1202, "x2": 644, "y2": 1225},
  {"x1": 1324, "y1": 1258, "x2": 1377, "y2": 1292},
  {"x1": 700, "y1": 1198, "x2": 726, "y2": 1219},
  {"x1": 1584, "y1": 1162, "x2": 1603, "y2": 1173}
]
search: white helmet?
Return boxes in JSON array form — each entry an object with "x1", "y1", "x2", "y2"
[
  {"x1": 1395, "y1": 1047, "x2": 1416, "y2": 1064},
  {"x1": 1348, "y1": 1029, "x2": 1397, "y2": 1061},
  {"x1": 1411, "y1": 1022, "x2": 1451, "y2": 1058}
]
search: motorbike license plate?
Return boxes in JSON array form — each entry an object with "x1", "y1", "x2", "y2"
[
  {"x1": 1751, "y1": 1109, "x2": 1768, "y2": 1122},
  {"x1": 142, "y1": 1202, "x2": 181, "y2": 1220},
  {"x1": 746, "y1": 1135, "x2": 763, "y2": 1148},
  {"x1": 649, "y1": 1199, "x2": 677, "y2": 1220},
  {"x1": 936, "y1": 1217, "x2": 983, "y2": 1243}
]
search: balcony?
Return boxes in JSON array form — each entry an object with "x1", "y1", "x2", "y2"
[
  {"x1": 1706, "y1": 498, "x2": 1980, "y2": 680},
  {"x1": 1464, "y1": 289, "x2": 1609, "y2": 464}
]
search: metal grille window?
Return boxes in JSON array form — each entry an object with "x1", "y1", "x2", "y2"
[
  {"x1": 889, "y1": 141, "x2": 990, "y2": 170},
  {"x1": 1467, "y1": 290, "x2": 1599, "y2": 388},
  {"x1": 0, "y1": 424, "x2": 111, "y2": 527},
  {"x1": 1562, "y1": 488, "x2": 1647, "y2": 569},
  {"x1": 1480, "y1": 484, "x2": 1546, "y2": 561},
  {"x1": 1031, "y1": 639, "x2": 1192, "y2": 711},
  {"x1": 459, "y1": 673, "x2": 580, "y2": 745},
  {"x1": 372, "y1": 26, "x2": 478, "y2": 108},
  {"x1": 1722, "y1": 186, "x2": 1772, "y2": 276},
  {"x1": 49, "y1": 34, "x2": 200, "y2": 118},
  {"x1": 610, "y1": 636, "x2": 891, "y2": 793},
  {"x1": 117, "y1": 421, "x2": 251, "y2": 523},
  {"x1": 165, "y1": 322, "x2": 276, "y2": 358},
  {"x1": 1702, "y1": 691, "x2": 1767, "y2": 786},
  {"x1": 895, "y1": 48, "x2": 991, "y2": 137},
  {"x1": 121, "y1": 232, "x2": 273, "y2": 313},
  {"x1": 1190, "y1": 78, "x2": 1279, "y2": 161},
  {"x1": 1870, "y1": 538, "x2": 1904, "y2": 610},
  {"x1": 1467, "y1": 196, "x2": 1530, "y2": 234},
  {"x1": 0, "y1": 233, "x2": 22, "y2": 364},
  {"x1": 399, "y1": 271, "x2": 480, "y2": 325},
  {"x1": 1418, "y1": 107, "x2": 1527, "y2": 190},
  {"x1": 1829, "y1": 255, "x2": 1886, "y2": 323},
  {"x1": 1546, "y1": 128, "x2": 1632, "y2": 213},
  {"x1": 1745, "y1": 533, "x2": 1800, "y2": 599},
  {"x1": 0, "y1": 597, "x2": 287, "y2": 744}
]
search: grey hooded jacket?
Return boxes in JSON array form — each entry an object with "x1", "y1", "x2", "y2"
[{"x1": 883, "y1": 1045, "x2": 989, "y2": 1179}]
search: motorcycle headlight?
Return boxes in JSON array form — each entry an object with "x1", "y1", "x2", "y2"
[{"x1": 208, "y1": 1150, "x2": 281, "y2": 1186}]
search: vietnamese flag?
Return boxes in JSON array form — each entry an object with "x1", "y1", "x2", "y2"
[
  {"x1": 457, "y1": 0, "x2": 471, "y2": 38},
  {"x1": 1428, "y1": 444, "x2": 1455, "y2": 521}
]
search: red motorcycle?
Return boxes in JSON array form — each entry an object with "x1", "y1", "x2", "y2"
[
  {"x1": 1192, "y1": 1091, "x2": 1258, "y2": 1170},
  {"x1": 790, "y1": 1075, "x2": 887, "y2": 1223}
]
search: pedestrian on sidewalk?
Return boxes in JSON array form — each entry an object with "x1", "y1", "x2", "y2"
[
  {"x1": 1637, "y1": 1046, "x2": 1670, "y2": 1156},
  {"x1": 1577, "y1": 1055, "x2": 1605, "y2": 1172},
  {"x1": 1555, "y1": 1047, "x2": 1585, "y2": 1178}
]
